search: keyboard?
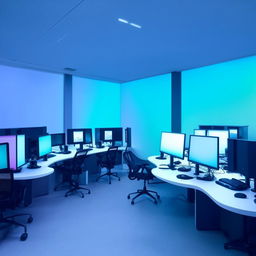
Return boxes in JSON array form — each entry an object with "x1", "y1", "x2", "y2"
[{"x1": 216, "y1": 178, "x2": 248, "y2": 191}]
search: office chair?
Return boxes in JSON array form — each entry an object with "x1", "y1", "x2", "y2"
[
  {"x1": 123, "y1": 150, "x2": 160, "y2": 205},
  {"x1": 54, "y1": 149, "x2": 91, "y2": 198},
  {"x1": 96, "y1": 146, "x2": 120, "y2": 184},
  {"x1": 0, "y1": 170, "x2": 33, "y2": 241}
]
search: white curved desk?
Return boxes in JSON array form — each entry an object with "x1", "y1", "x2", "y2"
[
  {"x1": 14, "y1": 146, "x2": 121, "y2": 180},
  {"x1": 148, "y1": 156, "x2": 256, "y2": 218}
]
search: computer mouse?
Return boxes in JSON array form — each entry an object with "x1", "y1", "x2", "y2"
[
  {"x1": 178, "y1": 166, "x2": 191, "y2": 172},
  {"x1": 176, "y1": 174, "x2": 193, "y2": 180},
  {"x1": 234, "y1": 193, "x2": 247, "y2": 199},
  {"x1": 174, "y1": 160, "x2": 181, "y2": 165}
]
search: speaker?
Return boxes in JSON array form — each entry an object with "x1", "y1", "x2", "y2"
[{"x1": 125, "y1": 128, "x2": 131, "y2": 147}]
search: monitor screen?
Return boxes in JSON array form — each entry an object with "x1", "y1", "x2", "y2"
[
  {"x1": 229, "y1": 129, "x2": 238, "y2": 139},
  {"x1": 0, "y1": 143, "x2": 9, "y2": 170},
  {"x1": 207, "y1": 130, "x2": 229, "y2": 155},
  {"x1": 85, "y1": 130, "x2": 92, "y2": 144},
  {"x1": 51, "y1": 133, "x2": 65, "y2": 146},
  {"x1": 160, "y1": 132, "x2": 185, "y2": 159},
  {"x1": 194, "y1": 129, "x2": 206, "y2": 136},
  {"x1": 73, "y1": 131, "x2": 84, "y2": 143},
  {"x1": 17, "y1": 135, "x2": 26, "y2": 168},
  {"x1": 104, "y1": 131, "x2": 113, "y2": 141},
  {"x1": 189, "y1": 135, "x2": 219, "y2": 169},
  {"x1": 39, "y1": 135, "x2": 52, "y2": 157},
  {"x1": 0, "y1": 135, "x2": 17, "y2": 170}
]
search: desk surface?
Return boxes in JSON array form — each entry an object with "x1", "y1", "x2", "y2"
[
  {"x1": 14, "y1": 147, "x2": 123, "y2": 181},
  {"x1": 148, "y1": 155, "x2": 256, "y2": 217}
]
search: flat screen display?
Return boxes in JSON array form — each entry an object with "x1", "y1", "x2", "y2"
[
  {"x1": 0, "y1": 143, "x2": 8, "y2": 170},
  {"x1": 104, "y1": 131, "x2": 113, "y2": 141},
  {"x1": 51, "y1": 133, "x2": 65, "y2": 147},
  {"x1": 39, "y1": 135, "x2": 52, "y2": 157},
  {"x1": 73, "y1": 131, "x2": 84, "y2": 143},
  {"x1": 229, "y1": 129, "x2": 238, "y2": 139},
  {"x1": 207, "y1": 130, "x2": 229, "y2": 155},
  {"x1": 0, "y1": 135, "x2": 16, "y2": 170},
  {"x1": 194, "y1": 129, "x2": 206, "y2": 136},
  {"x1": 17, "y1": 134, "x2": 26, "y2": 167},
  {"x1": 189, "y1": 135, "x2": 219, "y2": 169},
  {"x1": 160, "y1": 132, "x2": 185, "y2": 159}
]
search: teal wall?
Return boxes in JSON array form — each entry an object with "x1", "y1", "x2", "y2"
[
  {"x1": 182, "y1": 56, "x2": 256, "y2": 143},
  {"x1": 72, "y1": 76, "x2": 121, "y2": 143},
  {"x1": 121, "y1": 74, "x2": 172, "y2": 158}
]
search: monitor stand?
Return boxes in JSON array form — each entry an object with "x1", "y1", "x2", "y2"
[
  {"x1": 156, "y1": 152, "x2": 166, "y2": 160},
  {"x1": 76, "y1": 143, "x2": 84, "y2": 152},
  {"x1": 250, "y1": 178, "x2": 256, "y2": 192},
  {"x1": 194, "y1": 164, "x2": 205, "y2": 175},
  {"x1": 160, "y1": 156, "x2": 175, "y2": 170}
]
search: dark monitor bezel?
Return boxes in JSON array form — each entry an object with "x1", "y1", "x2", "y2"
[
  {"x1": 160, "y1": 131, "x2": 186, "y2": 160},
  {"x1": 51, "y1": 133, "x2": 65, "y2": 147},
  {"x1": 194, "y1": 129, "x2": 207, "y2": 136},
  {"x1": 188, "y1": 135, "x2": 219, "y2": 170},
  {"x1": 0, "y1": 142, "x2": 10, "y2": 171}
]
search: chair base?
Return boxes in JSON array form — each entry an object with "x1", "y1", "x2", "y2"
[
  {"x1": 0, "y1": 212, "x2": 33, "y2": 241},
  {"x1": 64, "y1": 181, "x2": 91, "y2": 198},
  {"x1": 127, "y1": 181, "x2": 160, "y2": 205},
  {"x1": 96, "y1": 170, "x2": 121, "y2": 184}
]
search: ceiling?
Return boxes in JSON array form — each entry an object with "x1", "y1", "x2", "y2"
[{"x1": 0, "y1": 0, "x2": 256, "y2": 83}]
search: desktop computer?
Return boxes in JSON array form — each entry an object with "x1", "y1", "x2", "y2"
[
  {"x1": 51, "y1": 133, "x2": 70, "y2": 154},
  {"x1": 159, "y1": 132, "x2": 186, "y2": 169},
  {"x1": 188, "y1": 135, "x2": 219, "y2": 177},
  {"x1": 67, "y1": 128, "x2": 93, "y2": 151},
  {"x1": 0, "y1": 135, "x2": 26, "y2": 172},
  {"x1": 38, "y1": 135, "x2": 53, "y2": 161},
  {"x1": 95, "y1": 128, "x2": 123, "y2": 147}
]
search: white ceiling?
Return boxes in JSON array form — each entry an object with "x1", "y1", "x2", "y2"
[{"x1": 0, "y1": 0, "x2": 256, "y2": 83}]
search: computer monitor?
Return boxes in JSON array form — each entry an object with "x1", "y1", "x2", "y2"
[
  {"x1": 0, "y1": 135, "x2": 25, "y2": 171},
  {"x1": 229, "y1": 129, "x2": 238, "y2": 139},
  {"x1": 207, "y1": 130, "x2": 229, "y2": 155},
  {"x1": 51, "y1": 133, "x2": 65, "y2": 147},
  {"x1": 188, "y1": 135, "x2": 219, "y2": 175},
  {"x1": 17, "y1": 134, "x2": 26, "y2": 169},
  {"x1": 67, "y1": 129, "x2": 93, "y2": 151},
  {"x1": 0, "y1": 143, "x2": 9, "y2": 171},
  {"x1": 160, "y1": 132, "x2": 186, "y2": 169},
  {"x1": 232, "y1": 139, "x2": 256, "y2": 191},
  {"x1": 95, "y1": 128, "x2": 123, "y2": 147},
  {"x1": 194, "y1": 129, "x2": 206, "y2": 136},
  {"x1": 38, "y1": 135, "x2": 52, "y2": 161}
]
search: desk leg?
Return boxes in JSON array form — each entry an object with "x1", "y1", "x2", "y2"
[
  {"x1": 195, "y1": 190, "x2": 221, "y2": 230},
  {"x1": 17, "y1": 180, "x2": 32, "y2": 207}
]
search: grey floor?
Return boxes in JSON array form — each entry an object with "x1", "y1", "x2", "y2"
[{"x1": 0, "y1": 168, "x2": 246, "y2": 256}]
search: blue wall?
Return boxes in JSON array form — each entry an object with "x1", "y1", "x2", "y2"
[
  {"x1": 72, "y1": 76, "x2": 121, "y2": 143},
  {"x1": 0, "y1": 65, "x2": 63, "y2": 133},
  {"x1": 182, "y1": 56, "x2": 256, "y2": 142},
  {"x1": 121, "y1": 74, "x2": 172, "y2": 158}
]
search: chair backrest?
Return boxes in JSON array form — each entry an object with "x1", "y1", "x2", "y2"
[
  {"x1": 106, "y1": 146, "x2": 118, "y2": 165},
  {"x1": 123, "y1": 151, "x2": 142, "y2": 180},
  {"x1": 72, "y1": 149, "x2": 91, "y2": 174}
]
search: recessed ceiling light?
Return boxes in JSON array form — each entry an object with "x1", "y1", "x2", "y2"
[
  {"x1": 129, "y1": 23, "x2": 142, "y2": 29},
  {"x1": 118, "y1": 18, "x2": 128, "y2": 24}
]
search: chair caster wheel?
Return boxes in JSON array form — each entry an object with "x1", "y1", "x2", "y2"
[
  {"x1": 157, "y1": 195, "x2": 160, "y2": 199},
  {"x1": 65, "y1": 194, "x2": 68, "y2": 197},
  {"x1": 118, "y1": 178, "x2": 120, "y2": 181},
  {"x1": 88, "y1": 191, "x2": 91, "y2": 194},
  {"x1": 20, "y1": 232, "x2": 28, "y2": 241},
  {"x1": 127, "y1": 195, "x2": 130, "y2": 199},
  {"x1": 81, "y1": 195, "x2": 84, "y2": 198},
  {"x1": 131, "y1": 201, "x2": 134, "y2": 205},
  {"x1": 154, "y1": 200, "x2": 157, "y2": 204},
  {"x1": 109, "y1": 182, "x2": 111, "y2": 184},
  {"x1": 27, "y1": 216, "x2": 33, "y2": 223}
]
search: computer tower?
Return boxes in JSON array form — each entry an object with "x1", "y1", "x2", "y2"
[{"x1": 125, "y1": 128, "x2": 131, "y2": 147}]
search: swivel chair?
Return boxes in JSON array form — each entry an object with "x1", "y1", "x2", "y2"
[
  {"x1": 54, "y1": 149, "x2": 91, "y2": 198},
  {"x1": 123, "y1": 150, "x2": 160, "y2": 205},
  {"x1": 0, "y1": 169, "x2": 33, "y2": 241},
  {"x1": 96, "y1": 146, "x2": 120, "y2": 184}
]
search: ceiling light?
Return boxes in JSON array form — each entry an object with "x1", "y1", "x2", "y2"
[
  {"x1": 118, "y1": 18, "x2": 128, "y2": 24},
  {"x1": 130, "y1": 23, "x2": 142, "y2": 29}
]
